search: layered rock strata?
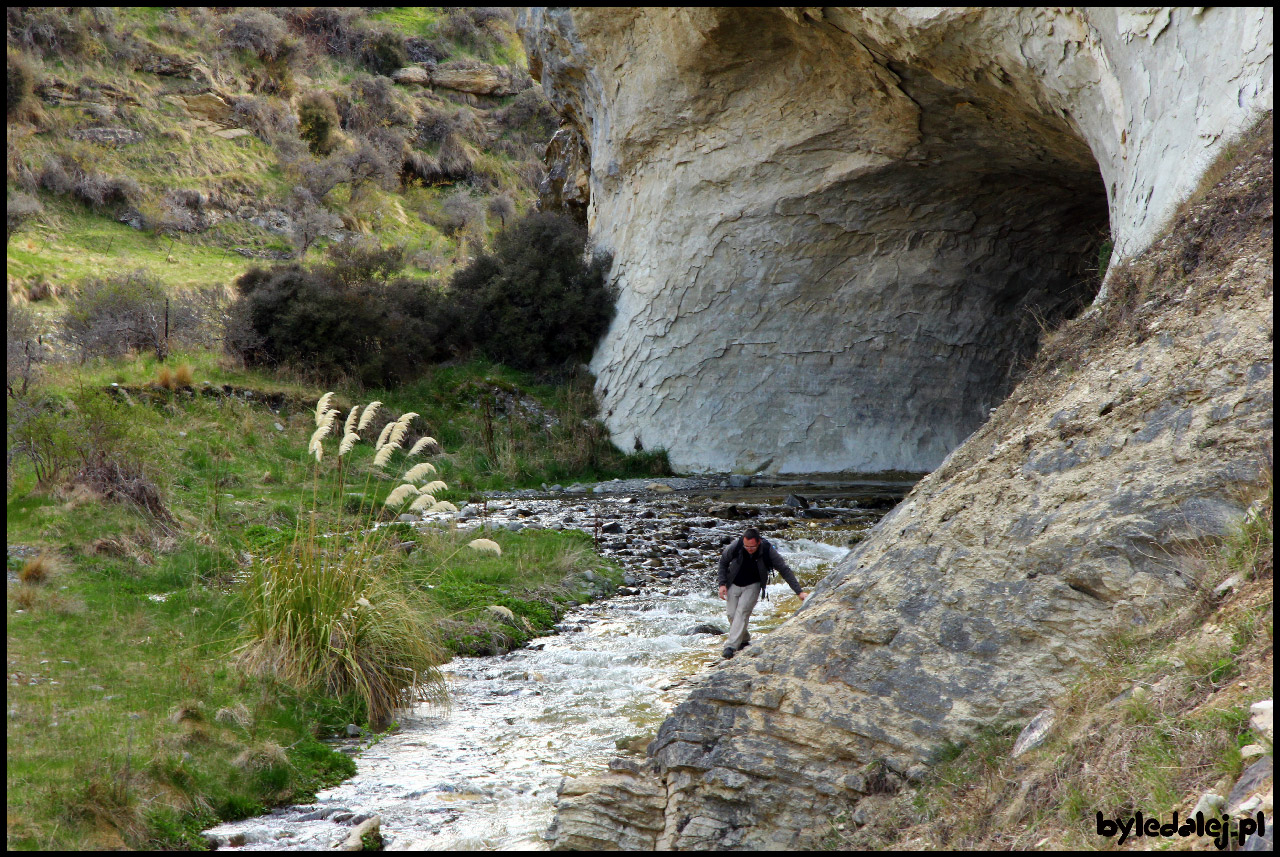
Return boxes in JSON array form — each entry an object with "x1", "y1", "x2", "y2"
[
  {"x1": 521, "y1": 6, "x2": 1275, "y2": 849},
  {"x1": 543, "y1": 121, "x2": 1273, "y2": 850},
  {"x1": 522, "y1": 7, "x2": 1272, "y2": 475}
]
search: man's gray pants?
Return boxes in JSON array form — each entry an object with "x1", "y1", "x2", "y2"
[{"x1": 725, "y1": 583, "x2": 761, "y2": 651}]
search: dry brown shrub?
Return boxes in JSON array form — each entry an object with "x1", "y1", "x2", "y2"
[
  {"x1": 154, "y1": 366, "x2": 174, "y2": 390},
  {"x1": 11, "y1": 585, "x2": 40, "y2": 611},
  {"x1": 76, "y1": 461, "x2": 174, "y2": 524},
  {"x1": 19, "y1": 551, "x2": 60, "y2": 584},
  {"x1": 173, "y1": 363, "x2": 193, "y2": 387}
]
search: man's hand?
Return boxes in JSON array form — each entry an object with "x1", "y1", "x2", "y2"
[
  {"x1": 798, "y1": 591, "x2": 808, "y2": 602},
  {"x1": 718, "y1": 585, "x2": 728, "y2": 600}
]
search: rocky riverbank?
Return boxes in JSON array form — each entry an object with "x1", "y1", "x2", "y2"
[{"x1": 204, "y1": 481, "x2": 910, "y2": 850}]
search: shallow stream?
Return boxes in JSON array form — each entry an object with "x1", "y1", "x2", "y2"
[{"x1": 204, "y1": 479, "x2": 912, "y2": 850}]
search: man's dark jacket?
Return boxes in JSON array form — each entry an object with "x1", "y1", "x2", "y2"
[{"x1": 717, "y1": 537, "x2": 803, "y2": 598}]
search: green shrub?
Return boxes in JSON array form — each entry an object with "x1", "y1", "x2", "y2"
[
  {"x1": 224, "y1": 259, "x2": 459, "y2": 386},
  {"x1": 449, "y1": 211, "x2": 616, "y2": 370},
  {"x1": 360, "y1": 29, "x2": 408, "y2": 76},
  {"x1": 296, "y1": 91, "x2": 340, "y2": 156}
]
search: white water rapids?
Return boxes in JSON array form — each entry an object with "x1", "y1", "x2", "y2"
[{"x1": 205, "y1": 484, "x2": 900, "y2": 850}]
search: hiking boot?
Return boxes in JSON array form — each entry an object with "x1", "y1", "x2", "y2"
[
  {"x1": 740, "y1": 640, "x2": 750, "y2": 650},
  {"x1": 722, "y1": 647, "x2": 735, "y2": 659}
]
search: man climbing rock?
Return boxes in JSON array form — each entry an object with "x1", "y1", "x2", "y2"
[{"x1": 717, "y1": 527, "x2": 807, "y2": 658}]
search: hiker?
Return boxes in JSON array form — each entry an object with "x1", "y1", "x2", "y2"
[{"x1": 717, "y1": 526, "x2": 807, "y2": 659}]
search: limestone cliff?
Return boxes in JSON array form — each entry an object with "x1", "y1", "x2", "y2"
[
  {"x1": 519, "y1": 7, "x2": 1275, "y2": 850},
  {"x1": 522, "y1": 7, "x2": 1271, "y2": 475}
]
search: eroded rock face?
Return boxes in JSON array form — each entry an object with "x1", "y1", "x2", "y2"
[
  {"x1": 522, "y1": 7, "x2": 1272, "y2": 475},
  {"x1": 519, "y1": 6, "x2": 1275, "y2": 850},
  {"x1": 545, "y1": 124, "x2": 1274, "y2": 850}
]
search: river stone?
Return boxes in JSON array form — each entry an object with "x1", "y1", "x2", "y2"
[
  {"x1": 1227, "y1": 756, "x2": 1273, "y2": 815},
  {"x1": 1010, "y1": 709, "x2": 1055, "y2": 758},
  {"x1": 1249, "y1": 700, "x2": 1272, "y2": 740},
  {"x1": 523, "y1": 7, "x2": 1271, "y2": 476}
]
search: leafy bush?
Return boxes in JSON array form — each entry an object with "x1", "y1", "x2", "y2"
[
  {"x1": 62, "y1": 271, "x2": 216, "y2": 361},
  {"x1": 449, "y1": 212, "x2": 615, "y2": 370},
  {"x1": 359, "y1": 29, "x2": 408, "y2": 77},
  {"x1": 296, "y1": 91, "x2": 340, "y2": 156},
  {"x1": 224, "y1": 260, "x2": 458, "y2": 386}
]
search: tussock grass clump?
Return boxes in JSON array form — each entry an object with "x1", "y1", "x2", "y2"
[
  {"x1": 19, "y1": 551, "x2": 60, "y2": 584},
  {"x1": 236, "y1": 393, "x2": 451, "y2": 726}
]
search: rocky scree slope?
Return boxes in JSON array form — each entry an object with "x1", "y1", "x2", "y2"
[{"x1": 541, "y1": 117, "x2": 1274, "y2": 849}]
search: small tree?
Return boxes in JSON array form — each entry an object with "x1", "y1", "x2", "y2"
[
  {"x1": 297, "y1": 91, "x2": 340, "y2": 156},
  {"x1": 487, "y1": 193, "x2": 515, "y2": 229},
  {"x1": 288, "y1": 186, "x2": 342, "y2": 258}
]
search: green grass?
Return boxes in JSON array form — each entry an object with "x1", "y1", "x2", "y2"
[{"x1": 6, "y1": 351, "x2": 651, "y2": 849}]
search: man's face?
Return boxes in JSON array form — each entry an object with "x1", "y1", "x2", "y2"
[{"x1": 743, "y1": 538, "x2": 760, "y2": 554}]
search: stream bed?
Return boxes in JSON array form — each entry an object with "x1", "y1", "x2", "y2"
[{"x1": 204, "y1": 478, "x2": 914, "y2": 850}]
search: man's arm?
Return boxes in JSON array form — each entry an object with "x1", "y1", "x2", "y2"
[
  {"x1": 717, "y1": 541, "x2": 735, "y2": 589},
  {"x1": 768, "y1": 543, "x2": 805, "y2": 596}
]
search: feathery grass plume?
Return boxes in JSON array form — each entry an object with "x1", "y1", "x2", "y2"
[
  {"x1": 409, "y1": 492, "x2": 436, "y2": 512},
  {"x1": 403, "y1": 462, "x2": 437, "y2": 482},
  {"x1": 398, "y1": 412, "x2": 419, "y2": 425},
  {"x1": 384, "y1": 484, "x2": 419, "y2": 507},
  {"x1": 486, "y1": 605, "x2": 515, "y2": 621},
  {"x1": 408, "y1": 436, "x2": 438, "y2": 457},
  {"x1": 344, "y1": 405, "x2": 361, "y2": 436},
  {"x1": 468, "y1": 538, "x2": 502, "y2": 557},
  {"x1": 429, "y1": 500, "x2": 458, "y2": 514},
  {"x1": 375, "y1": 421, "x2": 395, "y2": 450},
  {"x1": 308, "y1": 423, "x2": 332, "y2": 456},
  {"x1": 358, "y1": 401, "x2": 381, "y2": 431},
  {"x1": 420, "y1": 480, "x2": 448, "y2": 495},
  {"x1": 339, "y1": 431, "x2": 360, "y2": 456},
  {"x1": 387, "y1": 420, "x2": 410, "y2": 450},
  {"x1": 315, "y1": 392, "x2": 335, "y2": 426},
  {"x1": 373, "y1": 443, "x2": 397, "y2": 468}
]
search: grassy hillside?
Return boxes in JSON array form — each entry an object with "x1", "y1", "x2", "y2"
[
  {"x1": 7, "y1": 7, "x2": 558, "y2": 294},
  {"x1": 5, "y1": 8, "x2": 670, "y2": 850}
]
